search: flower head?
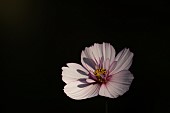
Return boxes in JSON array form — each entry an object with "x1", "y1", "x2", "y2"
[{"x1": 62, "y1": 42, "x2": 134, "y2": 100}]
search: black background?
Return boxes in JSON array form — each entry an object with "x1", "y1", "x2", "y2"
[{"x1": 1, "y1": 1, "x2": 170, "y2": 113}]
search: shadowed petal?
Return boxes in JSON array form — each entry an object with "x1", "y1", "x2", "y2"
[
  {"x1": 81, "y1": 51, "x2": 96, "y2": 71},
  {"x1": 77, "y1": 84, "x2": 91, "y2": 88},
  {"x1": 64, "y1": 81, "x2": 100, "y2": 100},
  {"x1": 105, "y1": 70, "x2": 134, "y2": 98},
  {"x1": 78, "y1": 78, "x2": 96, "y2": 84},
  {"x1": 77, "y1": 69, "x2": 89, "y2": 76},
  {"x1": 83, "y1": 58, "x2": 96, "y2": 70},
  {"x1": 99, "y1": 70, "x2": 133, "y2": 98},
  {"x1": 113, "y1": 48, "x2": 134, "y2": 74},
  {"x1": 81, "y1": 43, "x2": 116, "y2": 70},
  {"x1": 62, "y1": 63, "x2": 89, "y2": 83}
]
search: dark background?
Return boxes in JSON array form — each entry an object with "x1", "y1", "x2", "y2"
[{"x1": 1, "y1": 1, "x2": 170, "y2": 113}]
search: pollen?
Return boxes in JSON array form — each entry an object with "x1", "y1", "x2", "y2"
[{"x1": 94, "y1": 68, "x2": 107, "y2": 82}]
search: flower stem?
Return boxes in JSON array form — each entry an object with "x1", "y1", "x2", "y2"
[{"x1": 105, "y1": 100, "x2": 108, "y2": 113}]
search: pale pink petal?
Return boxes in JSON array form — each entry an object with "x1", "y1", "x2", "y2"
[
  {"x1": 81, "y1": 50, "x2": 96, "y2": 72},
  {"x1": 81, "y1": 43, "x2": 116, "y2": 70},
  {"x1": 66, "y1": 63, "x2": 89, "y2": 73},
  {"x1": 102, "y1": 42, "x2": 116, "y2": 63},
  {"x1": 99, "y1": 84, "x2": 113, "y2": 98},
  {"x1": 113, "y1": 48, "x2": 134, "y2": 74},
  {"x1": 109, "y1": 61, "x2": 117, "y2": 75},
  {"x1": 103, "y1": 58, "x2": 110, "y2": 71},
  {"x1": 106, "y1": 70, "x2": 134, "y2": 98},
  {"x1": 62, "y1": 63, "x2": 89, "y2": 83},
  {"x1": 64, "y1": 81, "x2": 100, "y2": 100},
  {"x1": 93, "y1": 43, "x2": 103, "y2": 63},
  {"x1": 62, "y1": 76, "x2": 77, "y2": 84},
  {"x1": 81, "y1": 43, "x2": 103, "y2": 69},
  {"x1": 115, "y1": 48, "x2": 127, "y2": 61},
  {"x1": 86, "y1": 79, "x2": 96, "y2": 83},
  {"x1": 124, "y1": 57, "x2": 133, "y2": 70}
]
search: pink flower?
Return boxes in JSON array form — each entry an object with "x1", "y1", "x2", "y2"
[{"x1": 62, "y1": 42, "x2": 134, "y2": 100}]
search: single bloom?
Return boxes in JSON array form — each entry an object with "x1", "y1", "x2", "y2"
[{"x1": 62, "y1": 42, "x2": 134, "y2": 100}]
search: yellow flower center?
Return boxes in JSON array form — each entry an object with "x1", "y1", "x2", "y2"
[{"x1": 94, "y1": 68, "x2": 107, "y2": 82}]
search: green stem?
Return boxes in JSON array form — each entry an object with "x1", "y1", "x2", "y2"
[{"x1": 105, "y1": 100, "x2": 108, "y2": 113}]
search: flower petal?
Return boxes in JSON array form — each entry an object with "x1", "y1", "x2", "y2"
[
  {"x1": 81, "y1": 50, "x2": 96, "y2": 71},
  {"x1": 112, "y1": 48, "x2": 134, "y2": 74},
  {"x1": 62, "y1": 63, "x2": 89, "y2": 83},
  {"x1": 103, "y1": 58, "x2": 110, "y2": 71},
  {"x1": 86, "y1": 79, "x2": 96, "y2": 83},
  {"x1": 64, "y1": 81, "x2": 100, "y2": 100},
  {"x1": 81, "y1": 43, "x2": 116, "y2": 70},
  {"x1": 104, "y1": 70, "x2": 134, "y2": 98},
  {"x1": 82, "y1": 57, "x2": 96, "y2": 71},
  {"x1": 109, "y1": 61, "x2": 117, "y2": 74},
  {"x1": 102, "y1": 42, "x2": 116, "y2": 63},
  {"x1": 99, "y1": 84, "x2": 113, "y2": 98},
  {"x1": 62, "y1": 76, "x2": 77, "y2": 84}
]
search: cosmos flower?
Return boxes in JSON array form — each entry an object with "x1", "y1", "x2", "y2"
[{"x1": 62, "y1": 42, "x2": 134, "y2": 100}]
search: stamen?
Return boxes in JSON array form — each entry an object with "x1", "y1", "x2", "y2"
[{"x1": 94, "y1": 68, "x2": 107, "y2": 82}]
